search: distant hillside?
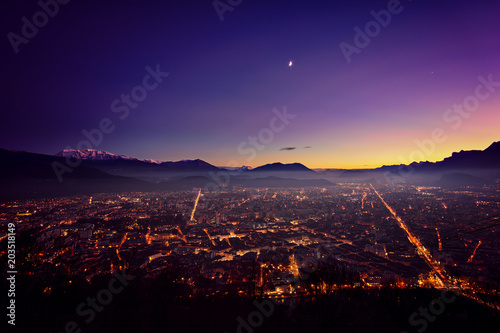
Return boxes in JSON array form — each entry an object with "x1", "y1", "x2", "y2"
[
  {"x1": 0, "y1": 149, "x2": 329, "y2": 200},
  {"x1": 55, "y1": 148, "x2": 162, "y2": 164},
  {"x1": 251, "y1": 162, "x2": 313, "y2": 172},
  {"x1": 1, "y1": 140, "x2": 499, "y2": 199},
  {"x1": 437, "y1": 141, "x2": 500, "y2": 169},
  {"x1": 55, "y1": 149, "x2": 220, "y2": 178},
  {"x1": 378, "y1": 141, "x2": 500, "y2": 172},
  {"x1": 0, "y1": 149, "x2": 157, "y2": 200}
]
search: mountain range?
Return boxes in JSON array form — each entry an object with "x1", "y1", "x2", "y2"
[
  {"x1": 0, "y1": 141, "x2": 499, "y2": 200},
  {"x1": 0, "y1": 148, "x2": 321, "y2": 200},
  {"x1": 376, "y1": 141, "x2": 500, "y2": 172},
  {"x1": 55, "y1": 149, "x2": 163, "y2": 164}
]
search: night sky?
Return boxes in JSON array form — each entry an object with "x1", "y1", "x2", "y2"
[{"x1": 1, "y1": 0, "x2": 499, "y2": 168}]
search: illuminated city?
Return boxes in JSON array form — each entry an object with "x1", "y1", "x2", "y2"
[
  {"x1": 2, "y1": 183, "x2": 499, "y2": 304},
  {"x1": 2, "y1": 0, "x2": 500, "y2": 332}
]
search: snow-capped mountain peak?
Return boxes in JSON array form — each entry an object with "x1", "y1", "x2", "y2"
[{"x1": 55, "y1": 149, "x2": 162, "y2": 164}]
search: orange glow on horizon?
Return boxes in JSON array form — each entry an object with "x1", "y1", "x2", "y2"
[{"x1": 229, "y1": 137, "x2": 499, "y2": 170}]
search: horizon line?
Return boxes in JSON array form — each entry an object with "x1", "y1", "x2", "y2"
[{"x1": 2, "y1": 140, "x2": 498, "y2": 171}]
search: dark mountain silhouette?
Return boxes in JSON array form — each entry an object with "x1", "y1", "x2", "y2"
[
  {"x1": 436, "y1": 141, "x2": 500, "y2": 169},
  {"x1": 251, "y1": 162, "x2": 313, "y2": 172},
  {"x1": 55, "y1": 148, "x2": 161, "y2": 163},
  {"x1": 1, "y1": 140, "x2": 499, "y2": 199},
  {"x1": 0, "y1": 149, "x2": 329, "y2": 200},
  {"x1": 54, "y1": 149, "x2": 220, "y2": 178},
  {"x1": 160, "y1": 159, "x2": 220, "y2": 171},
  {"x1": 0, "y1": 149, "x2": 157, "y2": 200},
  {"x1": 375, "y1": 141, "x2": 500, "y2": 186},
  {"x1": 378, "y1": 141, "x2": 500, "y2": 172}
]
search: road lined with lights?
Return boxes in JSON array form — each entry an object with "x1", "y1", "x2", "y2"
[
  {"x1": 370, "y1": 184, "x2": 499, "y2": 310},
  {"x1": 190, "y1": 189, "x2": 202, "y2": 221},
  {"x1": 370, "y1": 184, "x2": 453, "y2": 290}
]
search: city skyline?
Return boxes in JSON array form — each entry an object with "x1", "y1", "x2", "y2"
[{"x1": 2, "y1": 0, "x2": 500, "y2": 169}]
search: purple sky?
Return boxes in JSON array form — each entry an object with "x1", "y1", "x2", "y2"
[{"x1": 2, "y1": 0, "x2": 500, "y2": 168}]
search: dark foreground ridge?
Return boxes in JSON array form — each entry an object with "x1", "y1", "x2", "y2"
[{"x1": 4, "y1": 266, "x2": 499, "y2": 333}]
